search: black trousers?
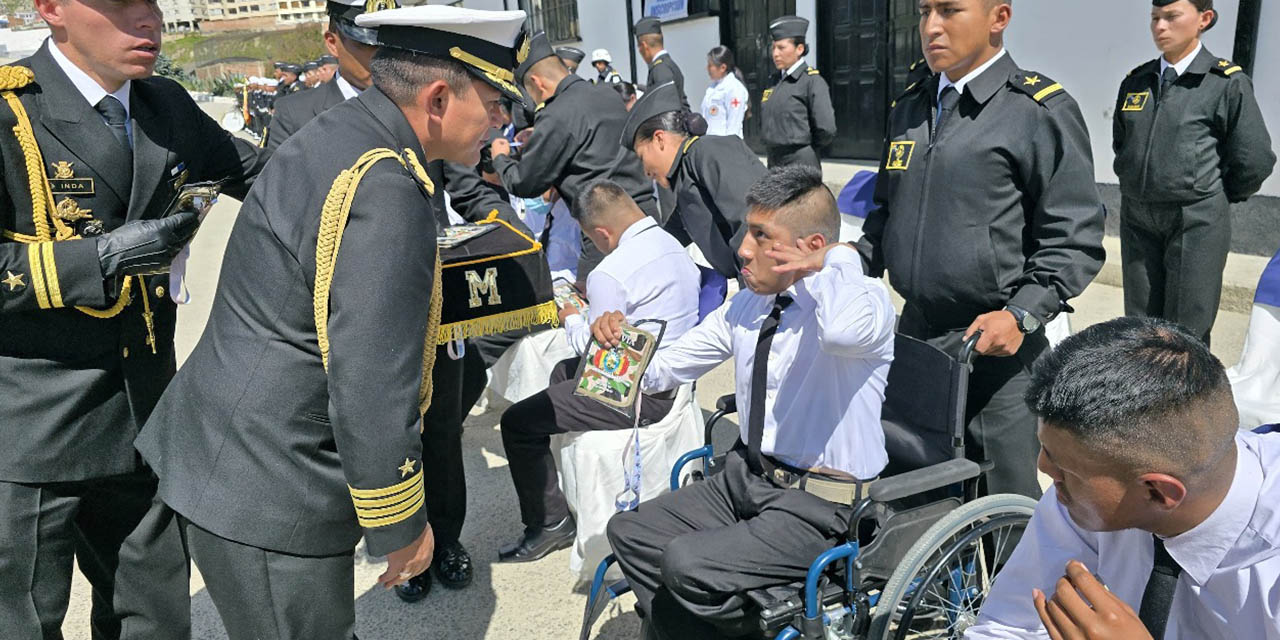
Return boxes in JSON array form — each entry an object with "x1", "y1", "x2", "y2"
[
  {"x1": 606, "y1": 447, "x2": 849, "y2": 639},
  {"x1": 1120, "y1": 192, "x2": 1231, "y2": 345},
  {"x1": 0, "y1": 470, "x2": 190, "y2": 640},
  {"x1": 900, "y1": 304, "x2": 1046, "y2": 500},
  {"x1": 499, "y1": 357, "x2": 675, "y2": 529},
  {"x1": 181, "y1": 516, "x2": 357, "y2": 640},
  {"x1": 766, "y1": 144, "x2": 821, "y2": 171},
  {"x1": 422, "y1": 344, "x2": 470, "y2": 549}
]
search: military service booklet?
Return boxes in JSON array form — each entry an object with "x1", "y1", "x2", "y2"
[
  {"x1": 438, "y1": 222, "x2": 498, "y2": 249},
  {"x1": 573, "y1": 324, "x2": 658, "y2": 418},
  {"x1": 553, "y1": 277, "x2": 588, "y2": 314}
]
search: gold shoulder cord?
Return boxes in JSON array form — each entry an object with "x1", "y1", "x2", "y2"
[
  {"x1": 0, "y1": 65, "x2": 136, "y2": 319},
  {"x1": 314, "y1": 147, "x2": 442, "y2": 417}
]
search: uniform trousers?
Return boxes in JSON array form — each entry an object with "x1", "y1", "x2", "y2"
[
  {"x1": 1120, "y1": 192, "x2": 1231, "y2": 345},
  {"x1": 765, "y1": 144, "x2": 821, "y2": 171},
  {"x1": 499, "y1": 356, "x2": 674, "y2": 529},
  {"x1": 422, "y1": 343, "x2": 482, "y2": 549},
  {"x1": 180, "y1": 516, "x2": 357, "y2": 640},
  {"x1": 606, "y1": 446, "x2": 850, "y2": 639},
  {"x1": 899, "y1": 304, "x2": 1046, "y2": 500},
  {"x1": 0, "y1": 470, "x2": 189, "y2": 640}
]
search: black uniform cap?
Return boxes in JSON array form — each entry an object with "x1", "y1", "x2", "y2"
[
  {"x1": 318, "y1": 54, "x2": 339, "y2": 65},
  {"x1": 303, "y1": 61, "x2": 320, "y2": 72},
  {"x1": 273, "y1": 61, "x2": 286, "y2": 69},
  {"x1": 634, "y1": 16, "x2": 662, "y2": 36},
  {"x1": 282, "y1": 63, "x2": 303, "y2": 74},
  {"x1": 620, "y1": 81, "x2": 681, "y2": 151},
  {"x1": 513, "y1": 31, "x2": 556, "y2": 86},
  {"x1": 769, "y1": 15, "x2": 808, "y2": 41},
  {"x1": 327, "y1": 0, "x2": 398, "y2": 46},
  {"x1": 1152, "y1": 0, "x2": 1217, "y2": 28},
  {"x1": 555, "y1": 46, "x2": 585, "y2": 64}
]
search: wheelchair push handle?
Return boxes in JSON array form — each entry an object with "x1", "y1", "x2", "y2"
[{"x1": 959, "y1": 330, "x2": 982, "y2": 365}]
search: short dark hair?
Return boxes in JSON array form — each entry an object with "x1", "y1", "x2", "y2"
[
  {"x1": 637, "y1": 33, "x2": 664, "y2": 49},
  {"x1": 370, "y1": 48, "x2": 472, "y2": 107},
  {"x1": 745, "y1": 165, "x2": 839, "y2": 242},
  {"x1": 1027, "y1": 316, "x2": 1237, "y2": 477},
  {"x1": 573, "y1": 179, "x2": 638, "y2": 227},
  {"x1": 612, "y1": 81, "x2": 637, "y2": 102}
]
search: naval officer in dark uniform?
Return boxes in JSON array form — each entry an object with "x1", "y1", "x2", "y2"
[
  {"x1": 760, "y1": 15, "x2": 836, "y2": 170},
  {"x1": 856, "y1": 0, "x2": 1106, "y2": 500},
  {"x1": 1114, "y1": 0, "x2": 1274, "y2": 345},
  {"x1": 622, "y1": 81, "x2": 766, "y2": 281},
  {"x1": 133, "y1": 6, "x2": 526, "y2": 638},
  {"x1": 556, "y1": 45, "x2": 585, "y2": 75},
  {"x1": 0, "y1": 0, "x2": 265, "y2": 635},
  {"x1": 490, "y1": 31, "x2": 658, "y2": 277},
  {"x1": 634, "y1": 16, "x2": 690, "y2": 110}
]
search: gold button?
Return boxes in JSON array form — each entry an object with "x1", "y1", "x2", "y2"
[
  {"x1": 122, "y1": 347, "x2": 130, "y2": 358},
  {"x1": 155, "y1": 285, "x2": 165, "y2": 298}
]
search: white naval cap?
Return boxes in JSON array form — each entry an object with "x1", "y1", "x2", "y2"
[{"x1": 356, "y1": 5, "x2": 527, "y2": 100}]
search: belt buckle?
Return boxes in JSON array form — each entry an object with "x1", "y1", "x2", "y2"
[{"x1": 772, "y1": 468, "x2": 790, "y2": 486}]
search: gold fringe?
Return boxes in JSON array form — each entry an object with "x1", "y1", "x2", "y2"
[{"x1": 436, "y1": 300, "x2": 559, "y2": 345}]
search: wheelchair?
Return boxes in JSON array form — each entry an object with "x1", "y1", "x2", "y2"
[{"x1": 580, "y1": 332, "x2": 1039, "y2": 640}]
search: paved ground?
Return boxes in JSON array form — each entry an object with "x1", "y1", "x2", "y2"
[{"x1": 60, "y1": 100, "x2": 1252, "y2": 638}]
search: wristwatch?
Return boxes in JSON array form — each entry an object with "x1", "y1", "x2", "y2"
[{"x1": 1004, "y1": 304, "x2": 1042, "y2": 335}]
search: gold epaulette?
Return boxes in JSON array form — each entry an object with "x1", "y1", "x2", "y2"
[
  {"x1": 0, "y1": 66, "x2": 33, "y2": 91},
  {"x1": 1011, "y1": 71, "x2": 1065, "y2": 105},
  {"x1": 1211, "y1": 59, "x2": 1243, "y2": 77},
  {"x1": 807, "y1": 68, "x2": 821, "y2": 75}
]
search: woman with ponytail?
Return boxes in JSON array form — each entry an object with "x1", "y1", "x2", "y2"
[
  {"x1": 701, "y1": 45, "x2": 750, "y2": 138},
  {"x1": 622, "y1": 82, "x2": 766, "y2": 281},
  {"x1": 1114, "y1": 0, "x2": 1274, "y2": 344}
]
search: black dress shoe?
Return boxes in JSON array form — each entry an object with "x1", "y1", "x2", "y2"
[
  {"x1": 497, "y1": 516, "x2": 576, "y2": 563},
  {"x1": 393, "y1": 570, "x2": 432, "y2": 603},
  {"x1": 432, "y1": 541, "x2": 473, "y2": 589}
]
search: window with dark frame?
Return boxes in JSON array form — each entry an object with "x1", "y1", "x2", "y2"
[{"x1": 520, "y1": 0, "x2": 581, "y2": 44}]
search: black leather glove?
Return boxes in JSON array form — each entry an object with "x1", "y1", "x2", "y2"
[{"x1": 96, "y1": 210, "x2": 201, "y2": 283}]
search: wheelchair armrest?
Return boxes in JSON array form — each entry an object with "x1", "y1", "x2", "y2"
[
  {"x1": 868, "y1": 458, "x2": 982, "y2": 503},
  {"x1": 715, "y1": 394, "x2": 737, "y2": 414}
]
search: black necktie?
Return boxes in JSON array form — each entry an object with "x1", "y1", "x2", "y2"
[
  {"x1": 747, "y1": 294, "x2": 792, "y2": 476},
  {"x1": 1138, "y1": 536, "x2": 1183, "y2": 639},
  {"x1": 95, "y1": 95, "x2": 132, "y2": 157},
  {"x1": 1159, "y1": 67, "x2": 1178, "y2": 102},
  {"x1": 539, "y1": 206, "x2": 554, "y2": 248},
  {"x1": 934, "y1": 85, "x2": 960, "y2": 142}
]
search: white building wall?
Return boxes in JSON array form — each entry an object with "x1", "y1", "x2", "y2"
[{"x1": 1250, "y1": 0, "x2": 1280, "y2": 197}]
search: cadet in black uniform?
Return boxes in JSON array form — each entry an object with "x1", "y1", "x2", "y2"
[
  {"x1": 1114, "y1": 0, "x2": 1275, "y2": 345},
  {"x1": 760, "y1": 15, "x2": 836, "y2": 170},
  {"x1": 133, "y1": 6, "x2": 526, "y2": 638},
  {"x1": 491, "y1": 31, "x2": 659, "y2": 276},
  {"x1": 622, "y1": 81, "x2": 767, "y2": 281},
  {"x1": 279, "y1": 62, "x2": 304, "y2": 94},
  {"x1": 0, "y1": 0, "x2": 264, "y2": 635},
  {"x1": 556, "y1": 45, "x2": 585, "y2": 75},
  {"x1": 856, "y1": 0, "x2": 1106, "y2": 500},
  {"x1": 634, "y1": 16, "x2": 690, "y2": 110}
]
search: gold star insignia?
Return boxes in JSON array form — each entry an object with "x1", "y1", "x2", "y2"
[
  {"x1": 1218, "y1": 60, "x2": 1230, "y2": 67},
  {"x1": 398, "y1": 458, "x2": 416, "y2": 478},
  {"x1": 2, "y1": 270, "x2": 24, "y2": 291},
  {"x1": 1023, "y1": 75, "x2": 1042, "y2": 87}
]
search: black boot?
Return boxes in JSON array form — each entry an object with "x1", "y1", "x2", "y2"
[{"x1": 497, "y1": 515, "x2": 576, "y2": 563}]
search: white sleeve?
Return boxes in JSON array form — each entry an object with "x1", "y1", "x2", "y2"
[
  {"x1": 566, "y1": 271, "x2": 628, "y2": 356},
  {"x1": 964, "y1": 487, "x2": 1100, "y2": 639},
  {"x1": 641, "y1": 298, "x2": 734, "y2": 392},
  {"x1": 806, "y1": 245, "x2": 895, "y2": 358},
  {"x1": 727, "y1": 82, "x2": 749, "y2": 136}
]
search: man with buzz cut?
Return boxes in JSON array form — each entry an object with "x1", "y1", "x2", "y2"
[
  {"x1": 134, "y1": 6, "x2": 527, "y2": 637},
  {"x1": 634, "y1": 16, "x2": 689, "y2": 110}
]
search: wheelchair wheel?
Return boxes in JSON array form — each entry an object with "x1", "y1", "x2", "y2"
[{"x1": 867, "y1": 494, "x2": 1037, "y2": 639}]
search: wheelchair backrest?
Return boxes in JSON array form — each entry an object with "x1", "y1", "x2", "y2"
[{"x1": 879, "y1": 333, "x2": 969, "y2": 477}]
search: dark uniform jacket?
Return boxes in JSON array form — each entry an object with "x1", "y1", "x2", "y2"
[
  {"x1": 667, "y1": 134, "x2": 766, "y2": 278},
  {"x1": 492, "y1": 74, "x2": 656, "y2": 274},
  {"x1": 0, "y1": 45, "x2": 262, "y2": 484},
  {"x1": 135, "y1": 88, "x2": 438, "y2": 557},
  {"x1": 857, "y1": 53, "x2": 1105, "y2": 331},
  {"x1": 647, "y1": 52, "x2": 689, "y2": 109},
  {"x1": 760, "y1": 61, "x2": 837, "y2": 148},
  {"x1": 1113, "y1": 47, "x2": 1275, "y2": 204},
  {"x1": 263, "y1": 75, "x2": 345, "y2": 154},
  {"x1": 443, "y1": 160, "x2": 524, "y2": 229}
]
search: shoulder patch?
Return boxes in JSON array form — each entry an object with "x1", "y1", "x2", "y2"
[
  {"x1": 1010, "y1": 70, "x2": 1065, "y2": 105},
  {"x1": 535, "y1": 101, "x2": 546, "y2": 112},
  {"x1": 1210, "y1": 58, "x2": 1243, "y2": 77},
  {"x1": 0, "y1": 65, "x2": 35, "y2": 91},
  {"x1": 908, "y1": 58, "x2": 926, "y2": 72},
  {"x1": 807, "y1": 68, "x2": 821, "y2": 75}
]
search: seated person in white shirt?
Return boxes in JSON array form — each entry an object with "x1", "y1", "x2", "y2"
[
  {"x1": 968, "y1": 316, "x2": 1280, "y2": 640},
  {"x1": 598, "y1": 166, "x2": 896, "y2": 639},
  {"x1": 497, "y1": 179, "x2": 701, "y2": 563}
]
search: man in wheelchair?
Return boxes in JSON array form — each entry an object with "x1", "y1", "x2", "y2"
[
  {"x1": 969, "y1": 317, "x2": 1280, "y2": 639},
  {"x1": 594, "y1": 166, "x2": 896, "y2": 638}
]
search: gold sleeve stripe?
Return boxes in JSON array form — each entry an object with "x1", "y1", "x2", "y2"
[
  {"x1": 348, "y1": 469, "x2": 423, "y2": 499},
  {"x1": 351, "y1": 481, "x2": 422, "y2": 509},
  {"x1": 1033, "y1": 83, "x2": 1063, "y2": 102},
  {"x1": 27, "y1": 243, "x2": 49, "y2": 309},
  {"x1": 39, "y1": 242, "x2": 63, "y2": 308},
  {"x1": 353, "y1": 486, "x2": 424, "y2": 518},
  {"x1": 356, "y1": 491, "x2": 424, "y2": 528},
  {"x1": 1224, "y1": 66, "x2": 1242, "y2": 76}
]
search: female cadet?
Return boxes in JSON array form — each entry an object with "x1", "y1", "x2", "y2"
[
  {"x1": 1114, "y1": 0, "x2": 1275, "y2": 344},
  {"x1": 701, "y1": 46, "x2": 750, "y2": 139},
  {"x1": 622, "y1": 82, "x2": 767, "y2": 282},
  {"x1": 759, "y1": 15, "x2": 836, "y2": 169}
]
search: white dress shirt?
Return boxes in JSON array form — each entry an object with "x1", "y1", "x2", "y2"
[
  {"x1": 938, "y1": 47, "x2": 1007, "y2": 100},
  {"x1": 335, "y1": 71, "x2": 361, "y2": 100},
  {"x1": 48, "y1": 39, "x2": 132, "y2": 142},
  {"x1": 641, "y1": 245, "x2": 895, "y2": 479},
  {"x1": 563, "y1": 216, "x2": 700, "y2": 358},
  {"x1": 968, "y1": 430, "x2": 1280, "y2": 640},
  {"x1": 701, "y1": 73, "x2": 749, "y2": 138}
]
